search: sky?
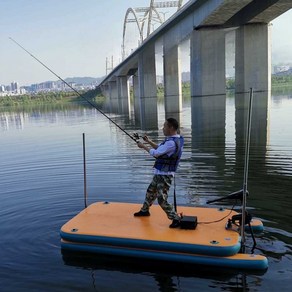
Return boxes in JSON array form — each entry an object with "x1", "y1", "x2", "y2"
[{"x1": 0, "y1": 0, "x2": 291, "y2": 86}]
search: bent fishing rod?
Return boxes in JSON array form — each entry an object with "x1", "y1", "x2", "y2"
[{"x1": 9, "y1": 37, "x2": 138, "y2": 143}]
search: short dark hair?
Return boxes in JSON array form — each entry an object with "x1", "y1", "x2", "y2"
[{"x1": 166, "y1": 118, "x2": 179, "y2": 130}]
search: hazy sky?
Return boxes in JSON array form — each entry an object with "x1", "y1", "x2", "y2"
[{"x1": 0, "y1": 0, "x2": 291, "y2": 86}]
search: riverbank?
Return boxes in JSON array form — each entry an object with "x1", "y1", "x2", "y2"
[
  {"x1": 1, "y1": 77, "x2": 291, "y2": 108},
  {"x1": 226, "y1": 75, "x2": 292, "y2": 90},
  {"x1": 0, "y1": 89, "x2": 105, "y2": 108}
]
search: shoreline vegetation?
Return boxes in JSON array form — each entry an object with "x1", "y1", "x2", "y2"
[
  {"x1": 226, "y1": 75, "x2": 292, "y2": 91},
  {"x1": 1, "y1": 76, "x2": 292, "y2": 108},
  {"x1": 0, "y1": 88, "x2": 105, "y2": 108}
]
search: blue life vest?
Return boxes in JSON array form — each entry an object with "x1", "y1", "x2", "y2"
[{"x1": 154, "y1": 136, "x2": 184, "y2": 172}]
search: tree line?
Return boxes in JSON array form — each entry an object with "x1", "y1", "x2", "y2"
[{"x1": 0, "y1": 89, "x2": 104, "y2": 107}]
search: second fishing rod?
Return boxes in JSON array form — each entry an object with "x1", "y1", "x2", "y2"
[{"x1": 9, "y1": 37, "x2": 139, "y2": 143}]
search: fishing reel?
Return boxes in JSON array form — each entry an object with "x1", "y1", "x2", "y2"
[
  {"x1": 227, "y1": 211, "x2": 252, "y2": 228},
  {"x1": 133, "y1": 133, "x2": 146, "y2": 141},
  {"x1": 226, "y1": 211, "x2": 257, "y2": 249}
]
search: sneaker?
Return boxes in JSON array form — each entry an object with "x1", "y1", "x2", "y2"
[
  {"x1": 169, "y1": 219, "x2": 180, "y2": 228},
  {"x1": 134, "y1": 210, "x2": 150, "y2": 217}
]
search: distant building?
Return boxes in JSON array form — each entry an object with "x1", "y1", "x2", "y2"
[
  {"x1": 19, "y1": 87, "x2": 26, "y2": 94},
  {"x1": 11, "y1": 81, "x2": 19, "y2": 93},
  {"x1": 31, "y1": 84, "x2": 39, "y2": 92},
  {"x1": 1, "y1": 77, "x2": 100, "y2": 95},
  {"x1": 41, "y1": 81, "x2": 56, "y2": 90},
  {"x1": 274, "y1": 65, "x2": 291, "y2": 74},
  {"x1": 274, "y1": 68, "x2": 292, "y2": 76}
]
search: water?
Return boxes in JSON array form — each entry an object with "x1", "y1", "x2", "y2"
[{"x1": 0, "y1": 92, "x2": 292, "y2": 291}]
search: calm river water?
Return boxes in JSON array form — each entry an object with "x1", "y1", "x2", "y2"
[{"x1": 0, "y1": 90, "x2": 291, "y2": 291}]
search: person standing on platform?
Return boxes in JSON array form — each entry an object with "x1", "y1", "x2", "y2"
[{"x1": 134, "y1": 118, "x2": 184, "y2": 228}]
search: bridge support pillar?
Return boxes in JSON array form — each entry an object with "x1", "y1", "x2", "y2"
[
  {"x1": 235, "y1": 23, "x2": 271, "y2": 93},
  {"x1": 191, "y1": 28, "x2": 226, "y2": 96},
  {"x1": 117, "y1": 76, "x2": 130, "y2": 115},
  {"x1": 138, "y1": 43, "x2": 158, "y2": 129},
  {"x1": 163, "y1": 42, "x2": 182, "y2": 120},
  {"x1": 132, "y1": 74, "x2": 141, "y2": 122},
  {"x1": 101, "y1": 83, "x2": 110, "y2": 99},
  {"x1": 108, "y1": 80, "x2": 118, "y2": 113}
]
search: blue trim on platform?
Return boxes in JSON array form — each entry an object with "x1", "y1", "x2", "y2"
[
  {"x1": 61, "y1": 241, "x2": 268, "y2": 270},
  {"x1": 60, "y1": 230, "x2": 241, "y2": 257},
  {"x1": 245, "y1": 224, "x2": 264, "y2": 233}
]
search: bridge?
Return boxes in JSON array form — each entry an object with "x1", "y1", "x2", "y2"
[{"x1": 98, "y1": 0, "x2": 291, "y2": 129}]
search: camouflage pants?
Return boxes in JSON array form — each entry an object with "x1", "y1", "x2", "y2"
[{"x1": 141, "y1": 175, "x2": 180, "y2": 220}]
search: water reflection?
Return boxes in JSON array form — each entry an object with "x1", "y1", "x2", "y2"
[
  {"x1": 0, "y1": 111, "x2": 25, "y2": 130},
  {"x1": 191, "y1": 94, "x2": 226, "y2": 148},
  {"x1": 0, "y1": 103, "x2": 97, "y2": 132},
  {"x1": 62, "y1": 251, "x2": 265, "y2": 291},
  {"x1": 234, "y1": 91, "x2": 269, "y2": 177},
  {"x1": 185, "y1": 94, "x2": 227, "y2": 199}
]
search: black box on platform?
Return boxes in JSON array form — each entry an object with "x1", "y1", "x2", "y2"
[{"x1": 180, "y1": 215, "x2": 197, "y2": 230}]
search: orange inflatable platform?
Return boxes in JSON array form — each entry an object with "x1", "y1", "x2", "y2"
[{"x1": 60, "y1": 202, "x2": 268, "y2": 270}]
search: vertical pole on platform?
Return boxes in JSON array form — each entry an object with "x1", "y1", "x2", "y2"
[
  {"x1": 241, "y1": 88, "x2": 253, "y2": 250},
  {"x1": 83, "y1": 133, "x2": 88, "y2": 208},
  {"x1": 173, "y1": 177, "x2": 177, "y2": 212}
]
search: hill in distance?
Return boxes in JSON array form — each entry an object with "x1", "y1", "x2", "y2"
[{"x1": 60, "y1": 76, "x2": 105, "y2": 85}]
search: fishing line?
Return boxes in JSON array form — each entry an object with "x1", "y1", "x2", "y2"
[{"x1": 9, "y1": 37, "x2": 138, "y2": 143}]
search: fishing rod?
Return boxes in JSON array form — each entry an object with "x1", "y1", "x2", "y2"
[{"x1": 9, "y1": 37, "x2": 138, "y2": 143}]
